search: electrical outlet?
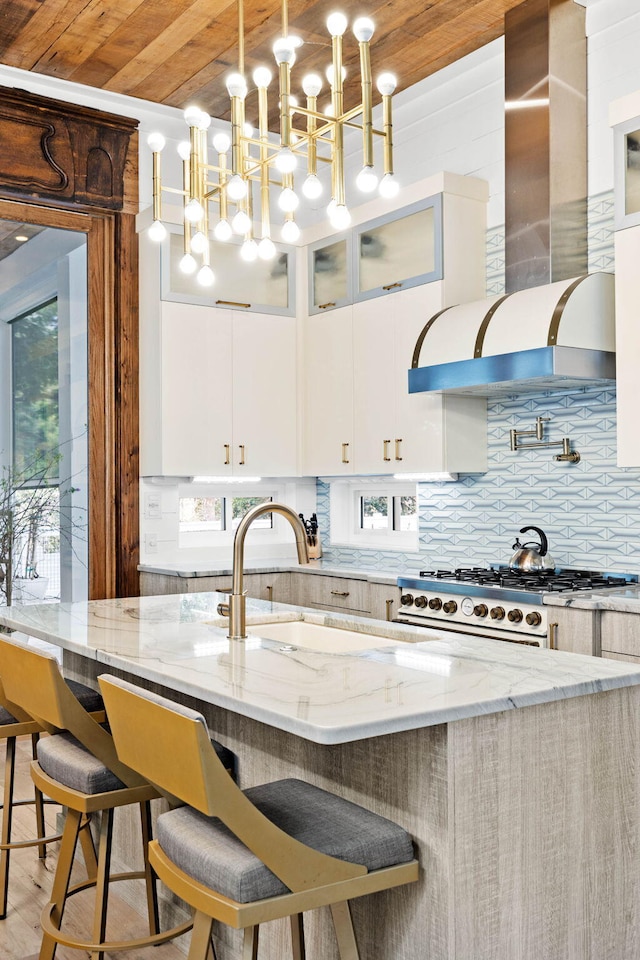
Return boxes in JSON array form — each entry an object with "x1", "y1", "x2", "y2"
[
  {"x1": 145, "y1": 534, "x2": 158, "y2": 555},
  {"x1": 145, "y1": 494, "x2": 162, "y2": 520}
]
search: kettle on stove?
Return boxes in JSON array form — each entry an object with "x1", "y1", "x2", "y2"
[{"x1": 509, "y1": 526, "x2": 555, "y2": 573}]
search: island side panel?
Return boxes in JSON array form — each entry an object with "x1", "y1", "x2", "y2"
[
  {"x1": 448, "y1": 686, "x2": 640, "y2": 960},
  {"x1": 63, "y1": 652, "x2": 451, "y2": 960}
]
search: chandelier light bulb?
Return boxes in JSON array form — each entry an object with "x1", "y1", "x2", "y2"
[
  {"x1": 379, "y1": 172, "x2": 400, "y2": 198},
  {"x1": 147, "y1": 132, "x2": 166, "y2": 153},
  {"x1": 184, "y1": 198, "x2": 205, "y2": 223},
  {"x1": 302, "y1": 174, "x2": 323, "y2": 200},
  {"x1": 197, "y1": 264, "x2": 215, "y2": 287},
  {"x1": 275, "y1": 147, "x2": 297, "y2": 173},
  {"x1": 227, "y1": 173, "x2": 248, "y2": 201},
  {"x1": 243, "y1": 121, "x2": 254, "y2": 139},
  {"x1": 197, "y1": 111, "x2": 212, "y2": 131},
  {"x1": 179, "y1": 253, "x2": 197, "y2": 275},
  {"x1": 177, "y1": 140, "x2": 191, "y2": 161},
  {"x1": 326, "y1": 11, "x2": 348, "y2": 36},
  {"x1": 252, "y1": 66, "x2": 272, "y2": 88},
  {"x1": 232, "y1": 209, "x2": 252, "y2": 234},
  {"x1": 212, "y1": 132, "x2": 231, "y2": 154},
  {"x1": 226, "y1": 72, "x2": 248, "y2": 99},
  {"x1": 325, "y1": 63, "x2": 347, "y2": 87},
  {"x1": 324, "y1": 103, "x2": 335, "y2": 117},
  {"x1": 376, "y1": 72, "x2": 397, "y2": 96},
  {"x1": 281, "y1": 219, "x2": 300, "y2": 243},
  {"x1": 241, "y1": 238, "x2": 259, "y2": 262},
  {"x1": 273, "y1": 35, "x2": 302, "y2": 65},
  {"x1": 258, "y1": 236, "x2": 277, "y2": 260},
  {"x1": 329, "y1": 203, "x2": 351, "y2": 231},
  {"x1": 278, "y1": 187, "x2": 300, "y2": 213},
  {"x1": 190, "y1": 230, "x2": 208, "y2": 254},
  {"x1": 302, "y1": 73, "x2": 323, "y2": 98},
  {"x1": 356, "y1": 165, "x2": 379, "y2": 193},
  {"x1": 148, "y1": 219, "x2": 167, "y2": 242},
  {"x1": 353, "y1": 17, "x2": 375, "y2": 42},
  {"x1": 183, "y1": 105, "x2": 203, "y2": 127},
  {"x1": 214, "y1": 218, "x2": 233, "y2": 242}
]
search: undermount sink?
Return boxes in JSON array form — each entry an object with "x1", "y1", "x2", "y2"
[{"x1": 248, "y1": 618, "x2": 398, "y2": 653}]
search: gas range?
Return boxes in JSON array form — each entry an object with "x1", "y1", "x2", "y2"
[{"x1": 396, "y1": 567, "x2": 638, "y2": 647}]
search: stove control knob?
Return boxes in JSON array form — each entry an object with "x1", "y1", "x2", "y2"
[
  {"x1": 414, "y1": 596, "x2": 428, "y2": 609},
  {"x1": 508, "y1": 608, "x2": 523, "y2": 623},
  {"x1": 443, "y1": 600, "x2": 457, "y2": 614},
  {"x1": 474, "y1": 603, "x2": 488, "y2": 618},
  {"x1": 490, "y1": 606, "x2": 505, "y2": 621},
  {"x1": 400, "y1": 594, "x2": 414, "y2": 606},
  {"x1": 526, "y1": 611, "x2": 542, "y2": 626},
  {"x1": 428, "y1": 597, "x2": 442, "y2": 610}
]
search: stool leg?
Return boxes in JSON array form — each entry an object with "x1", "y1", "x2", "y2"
[
  {"x1": 242, "y1": 925, "x2": 259, "y2": 960},
  {"x1": 78, "y1": 815, "x2": 99, "y2": 881},
  {"x1": 290, "y1": 914, "x2": 306, "y2": 960},
  {"x1": 39, "y1": 806, "x2": 84, "y2": 960},
  {"x1": 89, "y1": 809, "x2": 114, "y2": 960},
  {"x1": 139, "y1": 800, "x2": 160, "y2": 935},
  {"x1": 0, "y1": 736, "x2": 17, "y2": 919},
  {"x1": 31, "y1": 734, "x2": 47, "y2": 860},
  {"x1": 330, "y1": 902, "x2": 360, "y2": 960},
  {"x1": 187, "y1": 910, "x2": 214, "y2": 960}
]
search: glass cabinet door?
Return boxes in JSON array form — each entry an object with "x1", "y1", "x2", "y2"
[
  {"x1": 354, "y1": 195, "x2": 443, "y2": 301},
  {"x1": 162, "y1": 228, "x2": 294, "y2": 316},
  {"x1": 308, "y1": 237, "x2": 351, "y2": 314}
]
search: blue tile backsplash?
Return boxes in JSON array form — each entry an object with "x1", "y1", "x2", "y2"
[{"x1": 318, "y1": 193, "x2": 639, "y2": 574}]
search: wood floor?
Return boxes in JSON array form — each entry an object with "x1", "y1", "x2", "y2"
[{"x1": 0, "y1": 735, "x2": 189, "y2": 960}]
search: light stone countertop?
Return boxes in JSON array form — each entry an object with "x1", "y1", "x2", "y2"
[
  {"x1": 138, "y1": 557, "x2": 402, "y2": 586},
  {"x1": 2, "y1": 592, "x2": 640, "y2": 744},
  {"x1": 543, "y1": 584, "x2": 640, "y2": 613}
]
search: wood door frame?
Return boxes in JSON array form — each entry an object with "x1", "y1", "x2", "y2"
[{"x1": 0, "y1": 198, "x2": 138, "y2": 600}]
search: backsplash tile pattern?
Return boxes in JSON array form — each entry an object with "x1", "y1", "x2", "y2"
[
  {"x1": 320, "y1": 194, "x2": 629, "y2": 574},
  {"x1": 319, "y1": 386, "x2": 640, "y2": 574}
]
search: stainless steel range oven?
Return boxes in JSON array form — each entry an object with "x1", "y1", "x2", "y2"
[{"x1": 396, "y1": 568, "x2": 638, "y2": 647}]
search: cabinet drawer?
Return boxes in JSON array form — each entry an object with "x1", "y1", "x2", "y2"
[
  {"x1": 600, "y1": 611, "x2": 640, "y2": 658},
  {"x1": 602, "y1": 650, "x2": 640, "y2": 664},
  {"x1": 293, "y1": 574, "x2": 370, "y2": 614}
]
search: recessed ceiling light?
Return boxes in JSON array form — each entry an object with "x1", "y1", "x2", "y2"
[{"x1": 15, "y1": 235, "x2": 28, "y2": 242}]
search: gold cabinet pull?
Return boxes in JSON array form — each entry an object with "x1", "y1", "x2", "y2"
[
  {"x1": 395, "y1": 438, "x2": 403, "y2": 461},
  {"x1": 331, "y1": 590, "x2": 350, "y2": 597},
  {"x1": 385, "y1": 598, "x2": 394, "y2": 621},
  {"x1": 548, "y1": 622, "x2": 558, "y2": 650},
  {"x1": 223, "y1": 443, "x2": 230, "y2": 465},
  {"x1": 341, "y1": 442, "x2": 350, "y2": 464},
  {"x1": 318, "y1": 302, "x2": 336, "y2": 310},
  {"x1": 216, "y1": 299, "x2": 251, "y2": 308},
  {"x1": 382, "y1": 281, "x2": 402, "y2": 291},
  {"x1": 266, "y1": 585, "x2": 273, "y2": 601},
  {"x1": 383, "y1": 439, "x2": 391, "y2": 462},
  {"x1": 239, "y1": 444, "x2": 245, "y2": 465}
]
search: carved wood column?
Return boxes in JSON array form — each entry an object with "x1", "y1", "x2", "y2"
[{"x1": 0, "y1": 85, "x2": 140, "y2": 599}]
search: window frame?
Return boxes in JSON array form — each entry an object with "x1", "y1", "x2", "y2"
[{"x1": 177, "y1": 482, "x2": 283, "y2": 550}]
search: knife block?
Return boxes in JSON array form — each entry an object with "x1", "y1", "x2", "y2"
[{"x1": 307, "y1": 534, "x2": 322, "y2": 560}]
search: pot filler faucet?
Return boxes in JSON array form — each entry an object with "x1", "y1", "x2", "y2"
[{"x1": 217, "y1": 501, "x2": 310, "y2": 639}]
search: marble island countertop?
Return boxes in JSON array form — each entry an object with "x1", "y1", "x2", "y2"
[
  {"x1": 543, "y1": 584, "x2": 640, "y2": 612},
  {"x1": 2, "y1": 592, "x2": 640, "y2": 744}
]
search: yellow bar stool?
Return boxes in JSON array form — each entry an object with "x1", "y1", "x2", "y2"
[
  {"x1": 0, "y1": 674, "x2": 104, "y2": 920},
  {"x1": 99, "y1": 673, "x2": 420, "y2": 960},
  {"x1": 0, "y1": 636, "x2": 203, "y2": 960}
]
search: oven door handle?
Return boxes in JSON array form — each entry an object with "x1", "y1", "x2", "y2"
[{"x1": 391, "y1": 617, "x2": 542, "y2": 647}]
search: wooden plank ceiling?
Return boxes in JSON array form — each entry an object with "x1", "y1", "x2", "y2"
[{"x1": 1, "y1": 0, "x2": 523, "y2": 127}]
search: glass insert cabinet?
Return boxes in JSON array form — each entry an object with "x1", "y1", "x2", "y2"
[{"x1": 308, "y1": 194, "x2": 443, "y2": 314}]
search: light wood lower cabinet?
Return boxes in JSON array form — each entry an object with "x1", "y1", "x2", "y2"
[
  {"x1": 139, "y1": 571, "x2": 291, "y2": 604},
  {"x1": 547, "y1": 607, "x2": 599, "y2": 656},
  {"x1": 289, "y1": 572, "x2": 370, "y2": 615},
  {"x1": 369, "y1": 582, "x2": 401, "y2": 622},
  {"x1": 600, "y1": 610, "x2": 640, "y2": 661},
  {"x1": 548, "y1": 606, "x2": 640, "y2": 662}
]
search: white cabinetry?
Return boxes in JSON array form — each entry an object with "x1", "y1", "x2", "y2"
[
  {"x1": 302, "y1": 173, "x2": 488, "y2": 477},
  {"x1": 145, "y1": 301, "x2": 297, "y2": 477}
]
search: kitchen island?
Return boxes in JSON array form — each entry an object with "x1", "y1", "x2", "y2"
[{"x1": 2, "y1": 592, "x2": 640, "y2": 960}]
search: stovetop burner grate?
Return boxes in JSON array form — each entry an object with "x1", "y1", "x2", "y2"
[{"x1": 417, "y1": 567, "x2": 636, "y2": 593}]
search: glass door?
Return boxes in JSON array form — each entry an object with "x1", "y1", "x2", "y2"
[{"x1": 0, "y1": 220, "x2": 88, "y2": 604}]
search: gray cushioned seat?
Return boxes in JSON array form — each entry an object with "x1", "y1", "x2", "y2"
[
  {"x1": 0, "y1": 679, "x2": 103, "y2": 729},
  {"x1": 37, "y1": 732, "x2": 126, "y2": 794},
  {"x1": 156, "y1": 777, "x2": 415, "y2": 903}
]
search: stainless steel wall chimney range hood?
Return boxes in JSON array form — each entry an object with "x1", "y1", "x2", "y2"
[{"x1": 409, "y1": 0, "x2": 615, "y2": 398}]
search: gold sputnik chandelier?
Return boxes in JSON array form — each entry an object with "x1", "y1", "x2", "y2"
[{"x1": 147, "y1": 0, "x2": 398, "y2": 286}]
